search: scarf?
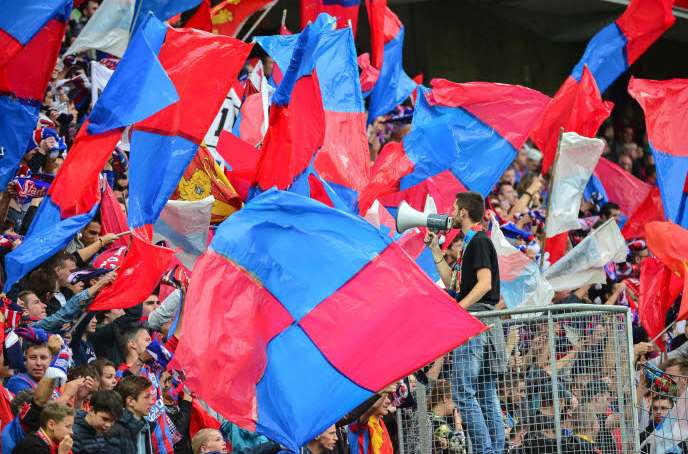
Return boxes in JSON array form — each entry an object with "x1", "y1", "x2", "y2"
[{"x1": 367, "y1": 416, "x2": 392, "y2": 454}]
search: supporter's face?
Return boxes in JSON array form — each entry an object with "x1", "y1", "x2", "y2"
[
  {"x1": 604, "y1": 125, "x2": 614, "y2": 141},
  {"x1": 652, "y1": 399, "x2": 673, "y2": 424},
  {"x1": 502, "y1": 169, "x2": 516, "y2": 185},
  {"x1": 86, "y1": 316, "x2": 97, "y2": 334},
  {"x1": 318, "y1": 425, "x2": 338, "y2": 450},
  {"x1": 130, "y1": 388, "x2": 155, "y2": 418},
  {"x1": 56, "y1": 259, "x2": 77, "y2": 287},
  {"x1": 622, "y1": 127, "x2": 634, "y2": 143},
  {"x1": 81, "y1": 222, "x2": 101, "y2": 246},
  {"x1": 594, "y1": 392, "x2": 611, "y2": 413},
  {"x1": 517, "y1": 149, "x2": 528, "y2": 167},
  {"x1": 88, "y1": 411, "x2": 115, "y2": 433},
  {"x1": 86, "y1": 1, "x2": 99, "y2": 16},
  {"x1": 606, "y1": 208, "x2": 621, "y2": 223},
  {"x1": 499, "y1": 184, "x2": 517, "y2": 204},
  {"x1": 262, "y1": 57, "x2": 274, "y2": 76},
  {"x1": 24, "y1": 293, "x2": 47, "y2": 320},
  {"x1": 25, "y1": 346, "x2": 51, "y2": 380},
  {"x1": 201, "y1": 430, "x2": 227, "y2": 453},
  {"x1": 372, "y1": 395, "x2": 391, "y2": 417},
  {"x1": 619, "y1": 156, "x2": 633, "y2": 172},
  {"x1": 100, "y1": 366, "x2": 117, "y2": 391},
  {"x1": 132, "y1": 330, "x2": 152, "y2": 358},
  {"x1": 513, "y1": 381, "x2": 526, "y2": 403},
  {"x1": 142, "y1": 295, "x2": 160, "y2": 317},
  {"x1": 48, "y1": 415, "x2": 74, "y2": 442}
]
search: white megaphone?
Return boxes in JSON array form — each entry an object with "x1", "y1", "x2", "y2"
[{"x1": 396, "y1": 197, "x2": 453, "y2": 233}]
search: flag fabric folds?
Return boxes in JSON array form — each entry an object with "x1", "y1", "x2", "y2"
[
  {"x1": 152, "y1": 196, "x2": 214, "y2": 270},
  {"x1": 638, "y1": 257, "x2": 683, "y2": 352},
  {"x1": 253, "y1": 15, "x2": 330, "y2": 191},
  {"x1": 584, "y1": 157, "x2": 653, "y2": 221},
  {"x1": 255, "y1": 17, "x2": 370, "y2": 212},
  {"x1": 211, "y1": 0, "x2": 275, "y2": 37},
  {"x1": 301, "y1": 0, "x2": 361, "y2": 34},
  {"x1": 3, "y1": 125, "x2": 123, "y2": 291},
  {"x1": 543, "y1": 219, "x2": 628, "y2": 292},
  {"x1": 628, "y1": 77, "x2": 688, "y2": 228},
  {"x1": 622, "y1": 187, "x2": 665, "y2": 240},
  {"x1": 644, "y1": 221, "x2": 688, "y2": 320},
  {"x1": 360, "y1": 80, "x2": 548, "y2": 212},
  {"x1": 532, "y1": 66, "x2": 613, "y2": 174},
  {"x1": 533, "y1": 0, "x2": 674, "y2": 174},
  {"x1": 490, "y1": 217, "x2": 553, "y2": 308},
  {"x1": 89, "y1": 233, "x2": 175, "y2": 311},
  {"x1": 0, "y1": 0, "x2": 72, "y2": 188},
  {"x1": 545, "y1": 133, "x2": 605, "y2": 238},
  {"x1": 90, "y1": 13, "x2": 251, "y2": 229},
  {"x1": 366, "y1": 6, "x2": 416, "y2": 121},
  {"x1": 100, "y1": 182, "x2": 130, "y2": 249},
  {"x1": 131, "y1": 0, "x2": 202, "y2": 33},
  {"x1": 570, "y1": 0, "x2": 674, "y2": 95},
  {"x1": 65, "y1": 0, "x2": 135, "y2": 58},
  {"x1": 174, "y1": 189, "x2": 485, "y2": 451}
]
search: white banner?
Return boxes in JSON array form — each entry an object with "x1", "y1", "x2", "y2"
[
  {"x1": 90, "y1": 61, "x2": 114, "y2": 108},
  {"x1": 544, "y1": 219, "x2": 628, "y2": 291},
  {"x1": 65, "y1": 0, "x2": 134, "y2": 58},
  {"x1": 546, "y1": 132, "x2": 604, "y2": 238}
]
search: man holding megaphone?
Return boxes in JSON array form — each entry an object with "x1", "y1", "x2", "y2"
[{"x1": 424, "y1": 191, "x2": 503, "y2": 454}]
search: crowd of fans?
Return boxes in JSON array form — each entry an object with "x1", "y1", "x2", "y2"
[{"x1": 1, "y1": 1, "x2": 686, "y2": 454}]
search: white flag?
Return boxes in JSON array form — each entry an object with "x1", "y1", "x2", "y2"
[
  {"x1": 545, "y1": 132, "x2": 605, "y2": 238},
  {"x1": 152, "y1": 197, "x2": 214, "y2": 270},
  {"x1": 490, "y1": 217, "x2": 553, "y2": 308},
  {"x1": 90, "y1": 61, "x2": 114, "y2": 108},
  {"x1": 543, "y1": 219, "x2": 628, "y2": 292},
  {"x1": 65, "y1": 0, "x2": 134, "y2": 58}
]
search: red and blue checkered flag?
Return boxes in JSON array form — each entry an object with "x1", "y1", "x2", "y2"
[{"x1": 174, "y1": 189, "x2": 485, "y2": 451}]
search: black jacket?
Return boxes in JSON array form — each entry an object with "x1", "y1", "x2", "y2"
[
  {"x1": 167, "y1": 400, "x2": 192, "y2": 454},
  {"x1": 72, "y1": 410, "x2": 110, "y2": 454},
  {"x1": 107, "y1": 409, "x2": 154, "y2": 454},
  {"x1": 11, "y1": 432, "x2": 51, "y2": 454},
  {"x1": 92, "y1": 304, "x2": 142, "y2": 365}
]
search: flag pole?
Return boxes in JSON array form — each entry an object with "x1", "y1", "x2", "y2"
[
  {"x1": 241, "y1": 0, "x2": 279, "y2": 42},
  {"x1": 281, "y1": 8, "x2": 287, "y2": 29},
  {"x1": 539, "y1": 127, "x2": 565, "y2": 270},
  {"x1": 650, "y1": 319, "x2": 678, "y2": 346}
]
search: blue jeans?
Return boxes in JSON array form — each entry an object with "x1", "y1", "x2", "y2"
[{"x1": 451, "y1": 334, "x2": 505, "y2": 454}]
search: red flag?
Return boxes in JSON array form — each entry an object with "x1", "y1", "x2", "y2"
[
  {"x1": 188, "y1": 400, "x2": 221, "y2": 439},
  {"x1": 358, "y1": 141, "x2": 414, "y2": 214},
  {"x1": 532, "y1": 66, "x2": 613, "y2": 174},
  {"x1": 216, "y1": 130, "x2": 261, "y2": 201},
  {"x1": 595, "y1": 157, "x2": 653, "y2": 217},
  {"x1": 544, "y1": 232, "x2": 569, "y2": 265},
  {"x1": 100, "y1": 184, "x2": 130, "y2": 249},
  {"x1": 211, "y1": 0, "x2": 274, "y2": 37},
  {"x1": 365, "y1": 0, "x2": 387, "y2": 69},
  {"x1": 622, "y1": 187, "x2": 665, "y2": 240},
  {"x1": 185, "y1": 0, "x2": 212, "y2": 32},
  {"x1": 645, "y1": 221, "x2": 688, "y2": 320},
  {"x1": 48, "y1": 123, "x2": 122, "y2": 218},
  {"x1": 357, "y1": 53, "x2": 379, "y2": 94},
  {"x1": 89, "y1": 233, "x2": 175, "y2": 311},
  {"x1": 639, "y1": 257, "x2": 683, "y2": 351}
]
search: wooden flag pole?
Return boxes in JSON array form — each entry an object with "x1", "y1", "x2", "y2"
[
  {"x1": 539, "y1": 127, "x2": 565, "y2": 270},
  {"x1": 241, "y1": 0, "x2": 279, "y2": 42}
]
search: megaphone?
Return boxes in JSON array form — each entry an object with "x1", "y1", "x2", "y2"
[{"x1": 396, "y1": 201, "x2": 453, "y2": 233}]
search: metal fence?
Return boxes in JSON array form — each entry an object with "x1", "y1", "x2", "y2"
[{"x1": 396, "y1": 304, "x2": 639, "y2": 454}]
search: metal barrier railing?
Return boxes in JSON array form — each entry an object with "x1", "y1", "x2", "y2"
[{"x1": 396, "y1": 304, "x2": 639, "y2": 454}]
